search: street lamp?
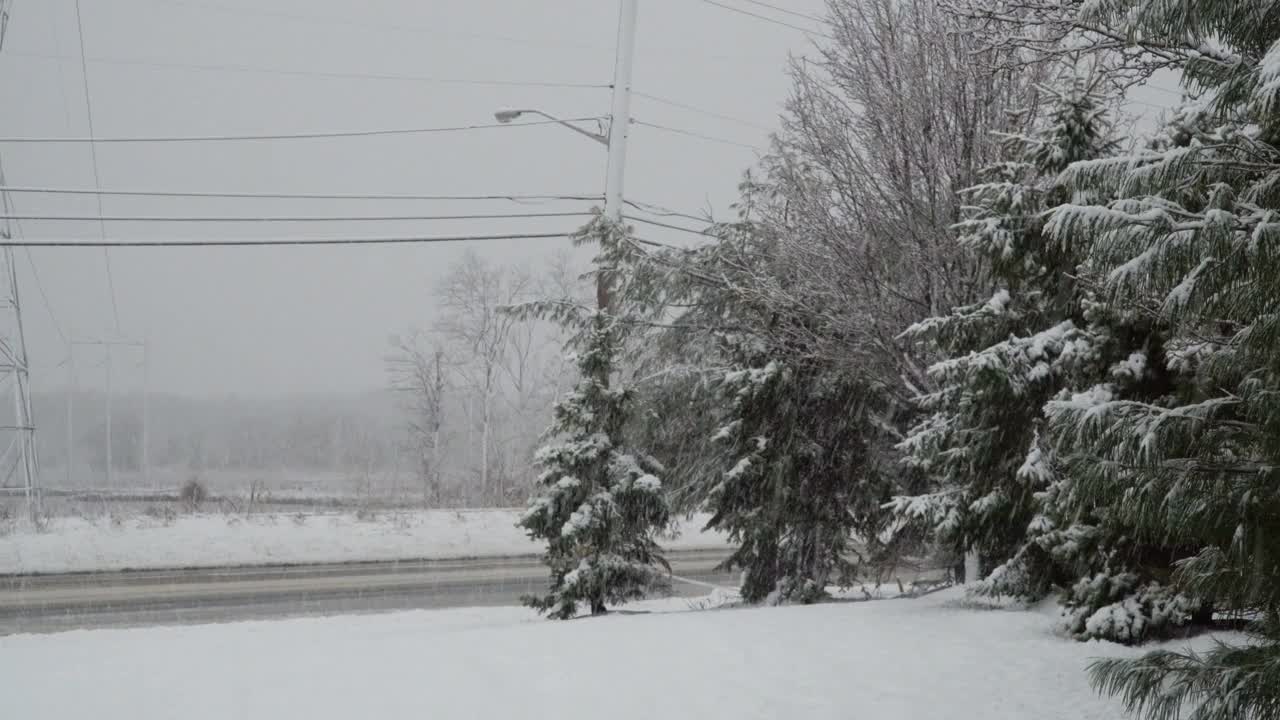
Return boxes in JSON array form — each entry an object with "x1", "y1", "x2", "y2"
[
  {"x1": 494, "y1": 0, "x2": 635, "y2": 348},
  {"x1": 492, "y1": 108, "x2": 609, "y2": 147}
]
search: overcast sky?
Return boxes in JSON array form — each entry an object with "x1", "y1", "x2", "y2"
[
  {"x1": 0, "y1": 0, "x2": 827, "y2": 397},
  {"x1": 0, "y1": 0, "x2": 1180, "y2": 399}
]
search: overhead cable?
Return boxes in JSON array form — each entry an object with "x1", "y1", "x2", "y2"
[
  {"x1": 143, "y1": 0, "x2": 613, "y2": 55},
  {"x1": 0, "y1": 231, "x2": 573, "y2": 248},
  {"x1": 624, "y1": 214, "x2": 714, "y2": 237},
  {"x1": 23, "y1": 248, "x2": 67, "y2": 345},
  {"x1": 0, "y1": 211, "x2": 593, "y2": 223},
  {"x1": 633, "y1": 91, "x2": 773, "y2": 131},
  {"x1": 0, "y1": 233, "x2": 692, "y2": 250},
  {"x1": 73, "y1": 0, "x2": 121, "y2": 333},
  {"x1": 699, "y1": 0, "x2": 833, "y2": 40},
  {"x1": 0, "y1": 185, "x2": 602, "y2": 203},
  {"x1": 625, "y1": 199, "x2": 713, "y2": 225},
  {"x1": 0, "y1": 116, "x2": 608, "y2": 144},
  {"x1": 10, "y1": 52, "x2": 610, "y2": 89},
  {"x1": 734, "y1": 0, "x2": 826, "y2": 24},
  {"x1": 632, "y1": 120, "x2": 764, "y2": 151}
]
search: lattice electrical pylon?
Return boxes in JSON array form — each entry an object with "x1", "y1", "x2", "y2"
[
  {"x1": 0, "y1": 1, "x2": 10, "y2": 55},
  {"x1": 0, "y1": 155, "x2": 39, "y2": 518}
]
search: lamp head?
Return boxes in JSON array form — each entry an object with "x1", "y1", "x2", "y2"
[{"x1": 493, "y1": 109, "x2": 524, "y2": 124}]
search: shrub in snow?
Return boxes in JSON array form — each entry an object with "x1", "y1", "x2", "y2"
[
  {"x1": 1059, "y1": 572, "x2": 1197, "y2": 644},
  {"x1": 179, "y1": 477, "x2": 208, "y2": 511}
]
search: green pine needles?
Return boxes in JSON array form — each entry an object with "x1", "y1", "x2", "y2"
[
  {"x1": 1039, "y1": 0, "x2": 1280, "y2": 714},
  {"x1": 516, "y1": 217, "x2": 672, "y2": 619}
]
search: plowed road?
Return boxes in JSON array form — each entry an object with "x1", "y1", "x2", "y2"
[{"x1": 0, "y1": 549, "x2": 735, "y2": 635}]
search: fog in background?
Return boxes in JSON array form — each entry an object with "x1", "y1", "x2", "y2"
[
  {"x1": 0, "y1": 1, "x2": 1177, "y2": 499},
  {"x1": 0, "y1": 0, "x2": 822, "y2": 398}
]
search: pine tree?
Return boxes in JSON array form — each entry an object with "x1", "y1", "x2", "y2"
[
  {"x1": 516, "y1": 217, "x2": 672, "y2": 619},
  {"x1": 1038, "y1": 1, "x2": 1280, "y2": 715},
  {"x1": 633, "y1": 220, "x2": 896, "y2": 604},
  {"x1": 892, "y1": 79, "x2": 1119, "y2": 581},
  {"x1": 895, "y1": 77, "x2": 1209, "y2": 642},
  {"x1": 706, "y1": 333, "x2": 888, "y2": 603}
]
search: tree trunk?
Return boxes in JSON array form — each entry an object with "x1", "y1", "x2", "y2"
[
  {"x1": 964, "y1": 550, "x2": 982, "y2": 584},
  {"x1": 481, "y1": 394, "x2": 491, "y2": 503},
  {"x1": 431, "y1": 350, "x2": 443, "y2": 506}
]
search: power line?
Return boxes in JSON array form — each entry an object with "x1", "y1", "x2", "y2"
[
  {"x1": 1131, "y1": 98, "x2": 1178, "y2": 110},
  {"x1": 734, "y1": 0, "x2": 826, "y2": 24},
  {"x1": 633, "y1": 119, "x2": 764, "y2": 151},
  {"x1": 72, "y1": 0, "x2": 121, "y2": 334},
  {"x1": 11, "y1": 41, "x2": 782, "y2": 73},
  {"x1": 0, "y1": 116, "x2": 608, "y2": 144},
  {"x1": 0, "y1": 231, "x2": 573, "y2": 248},
  {"x1": 0, "y1": 180, "x2": 67, "y2": 346},
  {"x1": 699, "y1": 0, "x2": 833, "y2": 40},
  {"x1": 633, "y1": 91, "x2": 774, "y2": 131},
  {"x1": 0, "y1": 211, "x2": 593, "y2": 223},
  {"x1": 625, "y1": 199, "x2": 713, "y2": 225},
  {"x1": 142, "y1": 0, "x2": 614, "y2": 55},
  {"x1": 623, "y1": 214, "x2": 713, "y2": 237},
  {"x1": 22, "y1": 248, "x2": 67, "y2": 346},
  {"x1": 1142, "y1": 84, "x2": 1184, "y2": 98},
  {"x1": 633, "y1": 238, "x2": 682, "y2": 250},
  {"x1": 8, "y1": 51, "x2": 611, "y2": 90},
  {"x1": 0, "y1": 185, "x2": 602, "y2": 203}
]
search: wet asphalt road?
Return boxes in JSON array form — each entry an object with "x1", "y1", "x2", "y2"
[{"x1": 0, "y1": 549, "x2": 736, "y2": 635}]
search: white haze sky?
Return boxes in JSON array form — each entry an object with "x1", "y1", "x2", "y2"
[
  {"x1": 0, "y1": 0, "x2": 1177, "y2": 398},
  {"x1": 0, "y1": 0, "x2": 825, "y2": 396}
]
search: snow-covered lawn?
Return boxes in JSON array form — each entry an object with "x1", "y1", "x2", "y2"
[
  {"x1": 0, "y1": 510, "x2": 730, "y2": 574},
  {"x1": 0, "y1": 589, "x2": 1223, "y2": 719}
]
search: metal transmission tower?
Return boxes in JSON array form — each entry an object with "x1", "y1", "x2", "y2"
[
  {"x1": 0, "y1": 0, "x2": 41, "y2": 517},
  {"x1": 0, "y1": 158, "x2": 39, "y2": 515},
  {"x1": 68, "y1": 338, "x2": 148, "y2": 489},
  {"x1": 0, "y1": 1, "x2": 10, "y2": 55}
]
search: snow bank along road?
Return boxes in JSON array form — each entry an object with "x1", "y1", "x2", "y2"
[
  {"x1": 0, "y1": 509, "x2": 731, "y2": 574},
  {"x1": 0, "y1": 549, "x2": 735, "y2": 634}
]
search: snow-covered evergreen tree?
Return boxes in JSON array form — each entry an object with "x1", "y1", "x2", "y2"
[
  {"x1": 894, "y1": 76, "x2": 1207, "y2": 643},
  {"x1": 628, "y1": 218, "x2": 896, "y2": 605},
  {"x1": 516, "y1": 216, "x2": 671, "y2": 619},
  {"x1": 892, "y1": 79, "x2": 1118, "y2": 579},
  {"x1": 706, "y1": 332, "x2": 886, "y2": 603},
  {"x1": 1037, "y1": 1, "x2": 1280, "y2": 715}
]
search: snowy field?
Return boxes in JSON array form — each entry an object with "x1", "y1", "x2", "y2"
[
  {"x1": 0, "y1": 588, "x2": 1226, "y2": 719},
  {"x1": 0, "y1": 510, "x2": 730, "y2": 574}
]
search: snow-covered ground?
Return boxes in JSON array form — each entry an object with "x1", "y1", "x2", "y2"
[
  {"x1": 0, "y1": 588, "x2": 1225, "y2": 719},
  {"x1": 0, "y1": 510, "x2": 730, "y2": 574}
]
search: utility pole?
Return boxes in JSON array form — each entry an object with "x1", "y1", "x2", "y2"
[
  {"x1": 71, "y1": 338, "x2": 145, "y2": 488},
  {"x1": 104, "y1": 341, "x2": 112, "y2": 487},
  {"x1": 598, "y1": 0, "x2": 639, "y2": 313},
  {"x1": 66, "y1": 345, "x2": 75, "y2": 487},
  {"x1": 141, "y1": 338, "x2": 149, "y2": 487}
]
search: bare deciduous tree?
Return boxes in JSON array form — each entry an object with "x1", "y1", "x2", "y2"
[
  {"x1": 434, "y1": 251, "x2": 536, "y2": 504},
  {"x1": 387, "y1": 332, "x2": 446, "y2": 506},
  {"x1": 738, "y1": 0, "x2": 1047, "y2": 394}
]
